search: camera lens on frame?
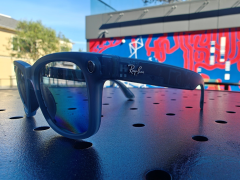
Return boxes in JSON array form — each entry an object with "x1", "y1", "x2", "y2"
[{"x1": 87, "y1": 61, "x2": 95, "y2": 73}]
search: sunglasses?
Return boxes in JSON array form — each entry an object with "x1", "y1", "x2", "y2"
[{"x1": 14, "y1": 52, "x2": 204, "y2": 139}]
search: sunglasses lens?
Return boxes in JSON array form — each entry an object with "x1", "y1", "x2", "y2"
[
  {"x1": 15, "y1": 67, "x2": 27, "y2": 105},
  {"x1": 40, "y1": 61, "x2": 89, "y2": 134}
]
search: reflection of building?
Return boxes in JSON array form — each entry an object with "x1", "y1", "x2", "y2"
[
  {"x1": 0, "y1": 14, "x2": 73, "y2": 87},
  {"x1": 86, "y1": 0, "x2": 240, "y2": 91}
]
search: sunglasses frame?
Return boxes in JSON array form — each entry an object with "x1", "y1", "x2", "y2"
[{"x1": 14, "y1": 52, "x2": 204, "y2": 139}]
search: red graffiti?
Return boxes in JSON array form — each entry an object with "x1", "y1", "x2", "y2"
[
  {"x1": 145, "y1": 33, "x2": 179, "y2": 63},
  {"x1": 145, "y1": 28, "x2": 240, "y2": 74},
  {"x1": 89, "y1": 38, "x2": 122, "y2": 53}
]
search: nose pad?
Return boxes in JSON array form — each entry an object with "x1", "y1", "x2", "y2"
[{"x1": 41, "y1": 84, "x2": 57, "y2": 120}]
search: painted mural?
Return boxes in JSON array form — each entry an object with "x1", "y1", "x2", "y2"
[{"x1": 89, "y1": 28, "x2": 240, "y2": 91}]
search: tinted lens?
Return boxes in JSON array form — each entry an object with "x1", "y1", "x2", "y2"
[
  {"x1": 16, "y1": 67, "x2": 27, "y2": 105},
  {"x1": 40, "y1": 61, "x2": 89, "y2": 134}
]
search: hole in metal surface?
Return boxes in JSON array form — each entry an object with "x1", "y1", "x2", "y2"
[
  {"x1": 0, "y1": 109, "x2": 6, "y2": 111},
  {"x1": 185, "y1": 106, "x2": 193, "y2": 108},
  {"x1": 166, "y1": 113, "x2": 175, "y2": 116},
  {"x1": 101, "y1": 115, "x2": 104, "y2": 117},
  {"x1": 147, "y1": 97, "x2": 151, "y2": 98},
  {"x1": 146, "y1": 170, "x2": 172, "y2": 180},
  {"x1": 128, "y1": 99, "x2": 134, "y2": 101},
  {"x1": 130, "y1": 108, "x2": 138, "y2": 110},
  {"x1": 215, "y1": 120, "x2": 227, "y2": 124},
  {"x1": 171, "y1": 99, "x2": 176, "y2": 101},
  {"x1": 133, "y1": 123, "x2": 145, "y2": 127},
  {"x1": 103, "y1": 103, "x2": 109, "y2": 105},
  {"x1": 153, "y1": 103, "x2": 159, "y2": 104},
  {"x1": 68, "y1": 108, "x2": 76, "y2": 110},
  {"x1": 192, "y1": 135, "x2": 208, "y2": 142},
  {"x1": 83, "y1": 99, "x2": 88, "y2": 101},
  {"x1": 226, "y1": 111, "x2": 236, "y2": 113},
  {"x1": 9, "y1": 116, "x2": 23, "y2": 119},
  {"x1": 236, "y1": 105, "x2": 240, "y2": 107},
  {"x1": 33, "y1": 126, "x2": 50, "y2": 131},
  {"x1": 74, "y1": 141, "x2": 92, "y2": 149}
]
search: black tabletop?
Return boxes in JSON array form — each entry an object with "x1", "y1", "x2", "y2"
[{"x1": 0, "y1": 88, "x2": 240, "y2": 180}]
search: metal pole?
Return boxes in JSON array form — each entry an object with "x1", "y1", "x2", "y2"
[{"x1": 224, "y1": 84, "x2": 229, "y2": 90}]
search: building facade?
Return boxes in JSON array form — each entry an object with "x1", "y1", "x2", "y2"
[
  {"x1": 0, "y1": 14, "x2": 18, "y2": 87},
  {"x1": 86, "y1": 0, "x2": 240, "y2": 91}
]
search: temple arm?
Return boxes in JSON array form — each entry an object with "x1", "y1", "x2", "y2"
[
  {"x1": 112, "y1": 80, "x2": 135, "y2": 99},
  {"x1": 100, "y1": 55, "x2": 204, "y2": 109}
]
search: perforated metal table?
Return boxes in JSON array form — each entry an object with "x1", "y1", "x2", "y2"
[{"x1": 0, "y1": 88, "x2": 240, "y2": 180}]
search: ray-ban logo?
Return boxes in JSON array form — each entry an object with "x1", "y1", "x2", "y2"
[{"x1": 128, "y1": 64, "x2": 144, "y2": 76}]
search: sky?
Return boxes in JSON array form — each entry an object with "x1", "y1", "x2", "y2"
[
  {"x1": 0, "y1": 0, "x2": 91, "y2": 52},
  {"x1": 0, "y1": 0, "x2": 169, "y2": 52}
]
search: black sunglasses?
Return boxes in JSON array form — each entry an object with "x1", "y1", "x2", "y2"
[{"x1": 14, "y1": 52, "x2": 204, "y2": 139}]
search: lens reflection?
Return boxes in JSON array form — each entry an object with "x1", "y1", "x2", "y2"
[{"x1": 40, "y1": 61, "x2": 89, "y2": 134}]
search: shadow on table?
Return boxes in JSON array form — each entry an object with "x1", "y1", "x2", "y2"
[{"x1": 16, "y1": 116, "x2": 103, "y2": 180}]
